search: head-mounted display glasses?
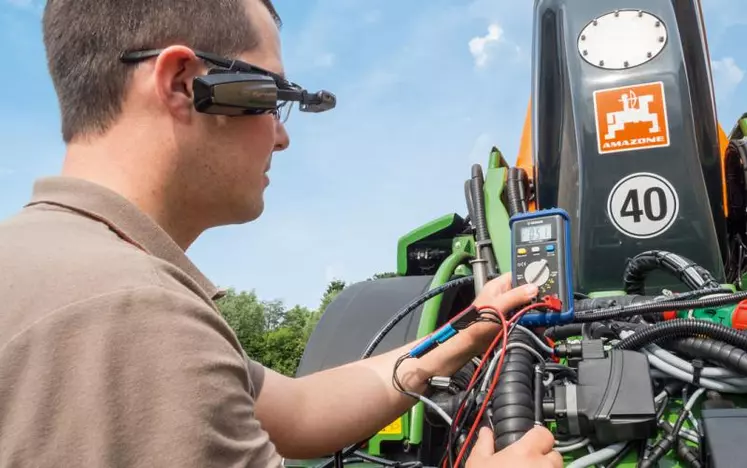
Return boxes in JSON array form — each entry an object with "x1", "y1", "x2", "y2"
[{"x1": 120, "y1": 49, "x2": 336, "y2": 121}]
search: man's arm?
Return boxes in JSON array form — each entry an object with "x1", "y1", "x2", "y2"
[{"x1": 255, "y1": 275, "x2": 539, "y2": 459}]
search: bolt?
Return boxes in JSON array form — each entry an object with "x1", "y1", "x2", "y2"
[
  {"x1": 638, "y1": 10, "x2": 643, "y2": 17},
  {"x1": 647, "y1": 51, "x2": 653, "y2": 58},
  {"x1": 614, "y1": 10, "x2": 619, "y2": 17},
  {"x1": 455, "y1": 242, "x2": 461, "y2": 249},
  {"x1": 655, "y1": 21, "x2": 661, "y2": 27},
  {"x1": 659, "y1": 36, "x2": 665, "y2": 42},
  {"x1": 581, "y1": 34, "x2": 586, "y2": 41},
  {"x1": 624, "y1": 61, "x2": 629, "y2": 67},
  {"x1": 599, "y1": 60, "x2": 605, "y2": 66},
  {"x1": 593, "y1": 19, "x2": 598, "y2": 26},
  {"x1": 583, "y1": 49, "x2": 588, "y2": 56}
]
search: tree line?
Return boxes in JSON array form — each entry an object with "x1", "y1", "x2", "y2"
[{"x1": 216, "y1": 273, "x2": 397, "y2": 376}]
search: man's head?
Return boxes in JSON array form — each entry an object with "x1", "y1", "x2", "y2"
[{"x1": 42, "y1": 0, "x2": 291, "y2": 246}]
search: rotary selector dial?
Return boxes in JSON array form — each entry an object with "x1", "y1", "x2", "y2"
[{"x1": 524, "y1": 259, "x2": 550, "y2": 286}]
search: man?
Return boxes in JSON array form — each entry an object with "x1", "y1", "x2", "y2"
[{"x1": 0, "y1": 0, "x2": 562, "y2": 467}]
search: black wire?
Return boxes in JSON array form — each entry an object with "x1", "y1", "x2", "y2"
[
  {"x1": 319, "y1": 275, "x2": 495, "y2": 468},
  {"x1": 574, "y1": 288, "x2": 746, "y2": 322},
  {"x1": 334, "y1": 451, "x2": 343, "y2": 468},
  {"x1": 352, "y1": 450, "x2": 425, "y2": 467},
  {"x1": 362, "y1": 275, "x2": 491, "y2": 359},
  {"x1": 607, "y1": 442, "x2": 634, "y2": 467},
  {"x1": 445, "y1": 315, "x2": 525, "y2": 468}
]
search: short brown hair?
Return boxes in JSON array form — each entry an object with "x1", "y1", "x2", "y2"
[{"x1": 42, "y1": 0, "x2": 281, "y2": 143}]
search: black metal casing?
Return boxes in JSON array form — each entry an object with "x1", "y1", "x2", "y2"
[{"x1": 531, "y1": 0, "x2": 728, "y2": 294}]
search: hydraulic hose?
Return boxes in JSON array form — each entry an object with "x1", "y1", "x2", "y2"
[
  {"x1": 574, "y1": 289, "x2": 747, "y2": 322},
  {"x1": 574, "y1": 294, "x2": 652, "y2": 311},
  {"x1": 322, "y1": 274, "x2": 490, "y2": 468},
  {"x1": 470, "y1": 165, "x2": 491, "y2": 244},
  {"x1": 544, "y1": 323, "x2": 584, "y2": 340},
  {"x1": 490, "y1": 331, "x2": 539, "y2": 450},
  {"x1": 506, "y1": 167, "x2": 529, "y2": 216},
  {"x1": 614, "y1": 319, "x2": 747, "y2": 351},
  {"x1": 670, "y1": 336, "x2": 747, "y2": 376},
  {"x1": 361, "y1": 274, "x2": 485, "y2": 359},
  {"x1": 622, "y1": 250, "x2": 721, "y2": 295},
  {"x1": 469, "y1": 165, "x2": 498, "y2": 279}
]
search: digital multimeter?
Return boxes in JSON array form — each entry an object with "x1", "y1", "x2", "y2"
[{"x1": 509, "y1": 208, "x2": 574, "y2": 326}]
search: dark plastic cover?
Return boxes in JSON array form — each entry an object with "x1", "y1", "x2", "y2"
[
  {"x1": 295, "y1": 276, "x2": 435, "y2": 377},
  {"x1": 531, "y1": 0, "x2": 727, "y2": 294}
]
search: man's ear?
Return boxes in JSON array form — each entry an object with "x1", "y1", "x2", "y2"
[{"x1": 152, "y1": 45, "x2": 203, "y2": 122}]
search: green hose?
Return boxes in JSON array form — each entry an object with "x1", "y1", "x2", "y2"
[{"x1": 409, "y1": 250, "x2": 471, "y2": 445}]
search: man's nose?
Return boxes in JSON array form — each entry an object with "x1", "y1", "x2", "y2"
[{"x1": 275, "y1": 120, "x2": 290, "y2": 151}]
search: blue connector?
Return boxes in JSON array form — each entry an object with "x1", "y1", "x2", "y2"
[
  {"x1": 434, "y1": 324, "x2": 457, "y2": 343},
  {"x1": 408, "y1": 324, "x2": 457, "y2": 358}
]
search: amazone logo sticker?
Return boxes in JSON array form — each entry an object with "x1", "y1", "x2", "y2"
[{"x1": 593, "y1": 81, "x2": 670, "y2": 154}]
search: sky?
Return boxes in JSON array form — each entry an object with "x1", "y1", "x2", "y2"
[{"x1": 1, "y1": 0, "x2": 746, "y2": 310}]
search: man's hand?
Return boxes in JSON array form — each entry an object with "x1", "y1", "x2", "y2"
[
  {"x1": 464, "y1": 273, "x2": 539, "y2": 354},
  {"x1": 253, "y1": 272, "x2": 543, "y2": 458},
  {"x1": 467, "y1": 426, "x2": 563, "y2": 468}
]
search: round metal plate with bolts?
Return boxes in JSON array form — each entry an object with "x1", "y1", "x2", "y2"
[{"x1": 578, "y1": 9, "x2": 667, "y2": 70}]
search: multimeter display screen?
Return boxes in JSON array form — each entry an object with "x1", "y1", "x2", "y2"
[{"x1": 520, "y1": 224, "x2": 552, "y2": 242}]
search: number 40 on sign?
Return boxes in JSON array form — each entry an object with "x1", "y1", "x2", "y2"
[{"x1": 606, "y1": 172, "x2": 679, "y2": 239}]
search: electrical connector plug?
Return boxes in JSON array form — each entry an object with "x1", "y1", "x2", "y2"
[
  {"x1": 451, "y1": 305, "x2": 481, "y2": 330},
  {"x1": 407, "y1": 306, "x2": 481, "y2": 358},
  {"x1": 542, "y1": 295, "x2": 562, "y2": 311}
]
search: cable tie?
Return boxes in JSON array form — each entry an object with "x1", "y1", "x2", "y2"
[{"x1": 692, "y1": 359, "x2": 703, "y2": 386}]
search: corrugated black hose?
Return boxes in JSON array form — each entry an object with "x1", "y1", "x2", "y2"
[
  {"x1": 506, "y1": 167, "x2": 528, "y2": 217},
  {"x1": 622, "y1": 250, "x2": 721, "y2": 295},
  {"x1": 470, "y1": 164, "x2": 498, "y2": 275},
  {"x1": 490, "y1": 331, "x2": 538, "y2": 450},
  {"x1": 670, "y1": 336, "x2": 747, "y2": 375},
  {"x1": 613, "y1": 319, "x2": 747, "y2": 351},
  {"x1": 573, "y1": 289, "x2": 747, "y2": 322}
]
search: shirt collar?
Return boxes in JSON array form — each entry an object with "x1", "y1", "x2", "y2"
[{"x1": 25, "y1": 176, "x2": 220, "y2": 300}]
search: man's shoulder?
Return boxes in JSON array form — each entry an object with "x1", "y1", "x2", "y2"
[{"x1": 0, "y1": 203, "x2": 219, "y2": 346}]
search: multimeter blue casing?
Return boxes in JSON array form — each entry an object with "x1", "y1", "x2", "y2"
[{"x1": 509, "y1": 208, "x2": 574, "y2": 326}]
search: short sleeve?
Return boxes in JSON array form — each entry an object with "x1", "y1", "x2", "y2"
[
  {"x1": 247, "y1": 357, "x2": 267, "y2": 398},
  {"x1": 0, "y1": 285, "x2": 282, "y2": 468}
]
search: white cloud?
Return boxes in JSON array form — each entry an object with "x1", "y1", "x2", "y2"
[
  {"x1": 0, "y1": 167, "x2": 15, "y2": 177},
  {"x1": 468, "y1": 24, "x2": 504, "y2": 68},
  {"x1": 712, "y1": 57, "x2": 745, "y2": 92}
]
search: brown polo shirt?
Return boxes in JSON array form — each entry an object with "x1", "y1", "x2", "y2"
[{"x1": 0, "y1": 177, "x2": 281, "y2": 467}]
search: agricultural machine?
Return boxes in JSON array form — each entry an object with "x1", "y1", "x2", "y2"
[{"x1": 287, "y1": 0, "x2": 747, "y2": 466}]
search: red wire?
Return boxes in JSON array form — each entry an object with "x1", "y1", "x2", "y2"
[
  {"x1": 453, "y1": 302, "x2": 551, "y2": 468},
  {"x1": 443, "y1": 308, "x2": 507, "y2": 468}
]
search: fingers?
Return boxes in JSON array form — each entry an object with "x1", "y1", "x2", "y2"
[
  {"x1": 491, "y1": 283, "x2": 538, "y2": 312},
  {"x1": 474, "y1": 273, "x2": 539, "y2": 313},
  {"x1": 545, "y1": 449, "x2": 564, "y2": 467},
  {"x1": 486, "y1": 272, "x2": 513, "y2": 293},
  {"x1": 471, "y1": 427, "x2": 496, "y2": 458},
  {"x1": 514, "y1": 426, "x2": 555, "y2": 454}
]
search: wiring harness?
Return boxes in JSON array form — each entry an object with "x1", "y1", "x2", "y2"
[
  {"x1": 315, "y1": 160, "x2": 747, "y2": 468},
  {"x1": 370, "y1": 261, "x2": 747, "y2": 468}
]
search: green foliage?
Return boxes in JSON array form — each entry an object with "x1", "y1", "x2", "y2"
[{"x1": 215, "y1": 273, "x2": 398, "y2": 376}]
